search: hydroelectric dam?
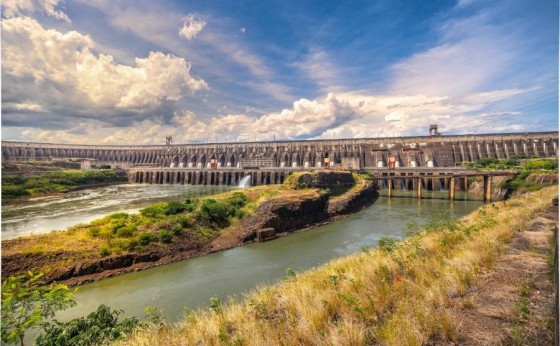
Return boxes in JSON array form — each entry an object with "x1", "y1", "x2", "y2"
[{"x1": 2, "y1": 130, "x2": 557, "y2": 200}]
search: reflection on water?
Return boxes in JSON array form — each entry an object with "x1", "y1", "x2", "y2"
[{"x1": 2, "y1": 184, "x2": 234, "y2": 239}]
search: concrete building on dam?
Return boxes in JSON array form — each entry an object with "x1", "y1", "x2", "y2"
[
  {"x1": 3, "y1": 130, "x2": 557, "y2": 197},
  {"x1": 3, "y1": 131, "x2": 558, "y2": 170}
]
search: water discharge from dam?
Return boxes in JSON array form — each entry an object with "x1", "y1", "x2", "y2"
[
  {"x1": 41, "y1": 187, "x2": 482, "y2": 325},
  {"x1": 1, "y1": 184, "x2": 234, "y2": 240}
]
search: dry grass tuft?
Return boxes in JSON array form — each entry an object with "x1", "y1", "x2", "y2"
[{"x1": 116, "y1": 186, "x2": 558, "y2": 346}]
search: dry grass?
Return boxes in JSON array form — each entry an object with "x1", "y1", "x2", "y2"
[{"x1": 116, "y1": 186, "x2": 558, "y2": 346}]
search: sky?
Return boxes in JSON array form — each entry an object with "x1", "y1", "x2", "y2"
[{"x1": 1, "y1": 0, "x2": 558, "y2": 145}]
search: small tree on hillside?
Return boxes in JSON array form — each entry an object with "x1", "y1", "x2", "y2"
[{"x1": 1, "y1": 272, "x2": 76, "y2": 346}]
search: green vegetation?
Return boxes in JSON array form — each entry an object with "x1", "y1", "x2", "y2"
[
  {"x1": 114, "y1": 186, "x2": 557, "y2": 346},
  {"x1": 2, "y1": 190, "x2": 254, "y2": 273},
  {"x1": 462, "y1": 157, "x2": 558, "y2": 195},
  {"x1": 35, "y1": 305, "x2": 141, "y2": 346},
  {"x1": 1, "y1": 271, "x2": 142, "y2": 346},
  {"x1": 85, "y1": 192, "x2": 249, "y2": 255},
  {"x1": 461, "y1": 157, "x2": 557, "y2": 172},
  {"x1": 2, "y1": 170, "x2": 127, "y2": 199},
  {"x1": 1, "y1": 272, "x2": 76, "y2": 346}
]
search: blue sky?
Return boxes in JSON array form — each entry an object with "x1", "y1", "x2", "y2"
[{"x1": 1, "y1": 0, "x2": 558, "y2": 144}]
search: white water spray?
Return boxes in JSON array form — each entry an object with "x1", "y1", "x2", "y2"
[{"x1": 238, "y1": 175, "x2": 251, "y2": 188}]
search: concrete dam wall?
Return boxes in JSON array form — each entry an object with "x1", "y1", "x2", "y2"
[{"x1": 2, "y1": 132, "x2": 558, "y2": 170}]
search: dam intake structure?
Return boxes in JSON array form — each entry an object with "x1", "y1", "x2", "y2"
[
  {"x1": 2, "y1": 131, "x2": 556, "y2": 200},
  {"x1": 3, "y1": 131, "x2": 557, "y2": 170}
]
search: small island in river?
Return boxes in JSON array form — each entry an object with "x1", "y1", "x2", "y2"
[{"x1": 1, "y1": 171, "x2": 377, "y2": 286}]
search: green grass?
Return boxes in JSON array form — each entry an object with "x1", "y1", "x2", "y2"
[
  {"x1": 114, "y1": 186, "x2": 558, "y2": 346},
  {"x1": 2, "y1": 169, "x2": 127, "y2": 199}
]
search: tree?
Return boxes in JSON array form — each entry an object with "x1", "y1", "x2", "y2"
[
  {"x1": 35, "y1": 304, "x2": 142, "y2": 346},
  {"x1": 1, "y1": 272, "x2": 76, "y2": 346}
]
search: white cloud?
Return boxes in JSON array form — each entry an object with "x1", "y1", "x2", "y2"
[
  {"x1": 1, "y1": 0, "x2": 70, "y2": 22},
  {"x1": 295, "y1": 47, "x2": 345, "y2": 92},
  {"x1": 389, "y1": 10, "x2": 517, "y2": 98},
  {"x1": 2, "y1": 16, "x2": 207, "y2": 124},
  {"x1": 384, "y1": 111, "x2": 408, "y2": 122},
  {"x1": 6, "y1": 85, "x2": 531, "y2": 145},
  {"x1": 179, "y1": 14, "x2": 206, "y2": 40}
]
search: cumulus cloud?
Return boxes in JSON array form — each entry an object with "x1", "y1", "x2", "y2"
[
  {"x1": 4, "y1": 84, "x2": 531, "y2": 145},
  {"x1": 2, "y1": 16, "x2": 207, "y2": 128},
  {"x1": 179, "y1": 14, "x2": 206, "y2": 40},
  {"x1": 1, "y1": 0, "x2": 70, "y2": 22}
]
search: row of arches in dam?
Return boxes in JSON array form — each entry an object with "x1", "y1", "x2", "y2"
[
  {"x1": 2, "y1": 134, "x2": 558, "y2": 169},
  {"x1": 129, "y1": 170, "x2": 292, "y2": 186},
  {"x1": 128, "y1": 168, "x2": 496, "y2": 200}
]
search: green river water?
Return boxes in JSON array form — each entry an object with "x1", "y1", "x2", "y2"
[{"x1": 3, "y1": 184, "x2": 483, "y2": 342}]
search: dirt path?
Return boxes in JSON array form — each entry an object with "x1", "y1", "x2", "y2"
[{"x1": 445, "y1": 203, "x2": 558, "y2": 345}]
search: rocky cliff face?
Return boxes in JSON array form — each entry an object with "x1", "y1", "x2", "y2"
[
  {"x1": 240, "y1": 174, "x2": 378, "y2": 242},
  {"x1": 289, "y1": 171, "x2": 356, "y2": 189},
  {"x1": 2, "y1": 171, "x2": 378, "y2": 286}
]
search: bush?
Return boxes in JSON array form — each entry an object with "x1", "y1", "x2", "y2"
[
  {"x1": 171, "y1": 223, "x2": 183, "y2": 236},
  {"x1": 175, "y1": 215, "x2": 193, "y2": 228},
  {"x1": 164, "y1": 201, "x2": 187, "y2": 215},
  {"x1": 116, "y1": 224, "x2": 137, "y2": 238},
  {"x1": 476, "y1": 158, "x2": 499, "y2": 167},
  {"x1": 523, "y1": 158, "x2": 558, "y2": 171},
  {"x1": 88, "y1": 227, "x2": 101, "y2": 238},
  {"x1": 1, "y1": 272, "x2": 76, "y2": 346},
  {"x1": 137, "y1": 232, "x2": 157, "y2": 246},
  {"x1": 35, "y1": 304, "x2": 142, "y2": 346},
  {"x1": 2, "y1": 185, "x2": 30, "y2": 198},
  {"x1": 198, "y1": 199, "x2": 230, "y2": 228},
  {"x1": 140, "y1": 204, "x2": 167, "y2": 219},
  {"x1": 99, "y1": 246, "x2": 111, "y2": 257},
  {"x1": 227, "y1": 192, "x2": 248, "y2": 208},
  {"x1": 158, "y1": 230, "x2": 173, "y2": 244},
  {"x1": 378, "y1": 237, "x2": 399, "y2": 253}
]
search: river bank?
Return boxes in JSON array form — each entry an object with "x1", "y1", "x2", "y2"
[
  {"x1": 1, "y1": 182, "x2": 131, "y2": 206},
  {"x1": 1, "y1": 169, "x2": 128, "y2": 202},
  {"x1": 115, "y1": 185, "x2": 558, "y2": 346},
  {"x1": 1, "y1": 172, "x2": 377, "y2": 287}
]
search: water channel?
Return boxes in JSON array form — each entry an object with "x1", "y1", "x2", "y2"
[
  {"x1": 1, "y1": 184, "x2": 233, "y2": 240},
  {"x1": 3, "y1": 184, "x2": 484, "y2": 335}
]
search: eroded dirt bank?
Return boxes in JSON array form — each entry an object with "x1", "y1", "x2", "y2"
[{"x1": 2, "y1": 173, "x2": 378, "y2": 287}]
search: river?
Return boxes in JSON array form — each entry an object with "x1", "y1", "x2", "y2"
[
  {"x1": 1, "y1": 184, "x2": 233, "y2": 240},
  {"x1": 3, "y1": 184, "x2": 483, "y2": 337}
]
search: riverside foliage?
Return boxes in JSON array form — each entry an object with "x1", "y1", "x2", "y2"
[
  {"x1": 114, "y1": 186, "x2": 557, "y2": 346},
  {"x1": 1, "y1": 170, "x2": 127, "y2": 199}
]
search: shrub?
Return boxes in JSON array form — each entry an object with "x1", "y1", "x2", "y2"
[
  {"x1": 1, "y1": 185, "x2": 30, "y2": 198},
  {"x1": 99, "y1": 246, "x2": 111, "y2": 257},
  {"x1": 1, "y1": 272, "x2": 76, "y2": 346},
  {"x1": 158, "y1": 230, "x2": 173, "y2": 244},
  {"x1": 523, "y1": 158, "x2": 558, "y2": 171},
  {"x1": 175, "y1": 215, "x2": 194, "y2": 228},
  {"x1": 88, "y1": 227, "x2": 101, "y2": 238},
  {"x1": 164, "y1": 201, "x2": 187, "y2": 215},
  {"x1": 137, "y1": 232, "x2": 157, "y2": 246},
  {"x1": 378, "y1": 237, "x2": 399, "y2": 253},
  {"x1": 476, "y1": 158, "x2": 499, "y2": 167},
  {"x1": 227, "y1": 192, "x2": 248, "y2": 208},
  {"x1": 35, "y1": 304, "x2": 142, "y2": 346},
  {"x1": 198, "y1": 199, "x2": 230, "y2": 228},
  {"x1": 171, "y1": 223, "x2": 183, "y2": 236},
  {"x1": 116, "y1": 224, "x2": 137, "y2": 238},
  {"x1": 140, "y1": 204, "x2": 167, "y2": 219}
]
